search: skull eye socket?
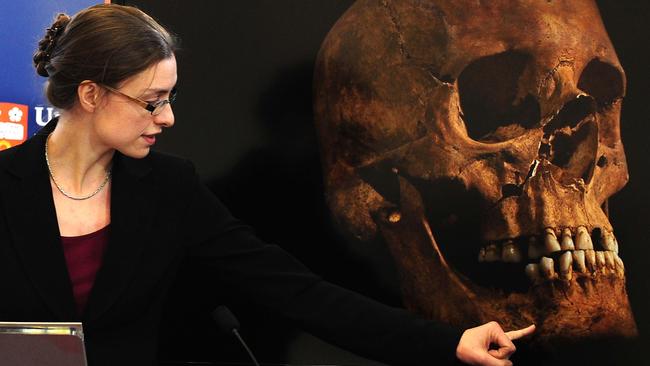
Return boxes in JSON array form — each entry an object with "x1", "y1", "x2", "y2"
[
  {"x1": 577, "y1": 59, "x2": 625, "y2": 106},
  {"x1": 458, "y1": 51, "x2": 541, "y2": 143}
]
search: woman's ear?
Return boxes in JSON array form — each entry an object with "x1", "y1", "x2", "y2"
[{"x1": 77, "y1": 81, "x2": 103, "y2": 112}]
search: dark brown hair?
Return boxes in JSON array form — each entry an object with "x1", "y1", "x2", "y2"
[{"x1": 33, "y1": 4, "x2": 178, "y2": 110}]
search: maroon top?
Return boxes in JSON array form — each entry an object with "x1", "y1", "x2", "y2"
[{"x1": 61, "y1": 225, "x2": 110, "y2": 315}]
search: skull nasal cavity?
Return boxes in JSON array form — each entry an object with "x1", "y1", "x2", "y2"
[
  {"x1": 549, "y1": 121, "x2": 598, "y2": 184},
  {"x1": 458, "y1": 51, "x2": 540, "y2": 143},
  {"x1": 543, "y1": 95, "x2": 596, "y2": 134}
]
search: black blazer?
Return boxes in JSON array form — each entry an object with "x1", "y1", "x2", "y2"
[{"x1": 0, "y1": 121, "x2": 461, "y2": 366}]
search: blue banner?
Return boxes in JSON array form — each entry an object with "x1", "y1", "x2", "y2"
[{"x1": 0, "y1": 0, "x2": 103, "y2": 149}]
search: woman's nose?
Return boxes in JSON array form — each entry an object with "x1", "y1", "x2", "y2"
[{"x1": 154, "y1": 104, "x2": 174, "y2": 128}]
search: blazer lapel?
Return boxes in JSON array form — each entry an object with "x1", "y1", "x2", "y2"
[
  {"x1": 1, "y1": 128, "x2": 77, "y2": 320},
  {"x1": 84, "y1": 152, "x2": 155, "y2": 323}
]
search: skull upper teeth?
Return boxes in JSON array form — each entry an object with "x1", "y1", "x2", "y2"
[
  {"x1": 601, "y1": 231, "x2": 618, "y2": 253},
  {"x1": 560, "y1": 228, "x2": 575, "y2": 250},
  {"x1": 485, "y1": 243, "x2": 500, "y2": 262},
  {"x1": 575, "y1": 226, "x2": 594, "y2": 250},
  {"x1": 502, "y1": 240, "x2": 522, "y2": 262},
  {"x1": 480, "y1": 227, "x2": 619, "y2": 259},
  {"x1": 544, "y1": 228, "x2": 561, "y2": 253},
  {"x1": 480, "y1": 227, "x2": 625, "y2": 282}
]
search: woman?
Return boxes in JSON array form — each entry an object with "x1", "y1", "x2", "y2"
[{"x1": 0, "y1": 4, "x2": 532, "y2": 366}]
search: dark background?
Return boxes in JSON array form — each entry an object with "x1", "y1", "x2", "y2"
[{"x1": 118, "y1": 1, "x2": 649, "y2": 365}]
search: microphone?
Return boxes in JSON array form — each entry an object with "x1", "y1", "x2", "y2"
[{"x1": 212, "y1": 306, "x2": 261, "y2": 366}]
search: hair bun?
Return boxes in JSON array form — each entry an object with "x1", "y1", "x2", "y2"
[{"x1": 34, "y1": 13, "x2": 72, "y2": 77}]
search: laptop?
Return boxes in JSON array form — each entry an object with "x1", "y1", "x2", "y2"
[{"x1": 0, "y1": 322, "x2": 87, "y2": 366}]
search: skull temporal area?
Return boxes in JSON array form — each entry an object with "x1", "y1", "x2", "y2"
[{"x1": 314, "y1": 0, "x2": 637, "y2": 345}]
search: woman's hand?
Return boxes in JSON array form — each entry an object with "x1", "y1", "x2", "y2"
[{"x1": 455, "y1": 322, "x2": 535, "y2": 366}]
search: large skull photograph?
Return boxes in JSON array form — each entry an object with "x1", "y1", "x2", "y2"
[{"x1": 314, "y1": 0, "x2": 638, "y2": 348}]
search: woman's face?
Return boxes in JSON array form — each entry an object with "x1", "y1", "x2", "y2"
[{"x1": 93, "y1": 55, "x2": 177, "y2": 158}]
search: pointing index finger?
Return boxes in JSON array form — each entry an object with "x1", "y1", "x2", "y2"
[{"x1": 505, "y1": 324, "x2": 536, "y2": 341}]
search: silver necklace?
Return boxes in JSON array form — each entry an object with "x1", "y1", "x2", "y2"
[{"x1": 45, "y1": 134, "x2": 112, "y2": 201}]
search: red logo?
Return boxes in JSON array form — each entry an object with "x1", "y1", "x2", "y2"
[{"x1": 0, "y1": 103, "x2": 28, "y2": 150}]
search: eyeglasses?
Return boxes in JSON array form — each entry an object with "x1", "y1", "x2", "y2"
[{"x1": 100, "y1": 84, "x2": 177, "y2": 116}]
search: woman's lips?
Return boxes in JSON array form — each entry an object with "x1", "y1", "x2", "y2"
[{"x1": 142, "y1": 134, "x2": 157, "y2": 145}]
